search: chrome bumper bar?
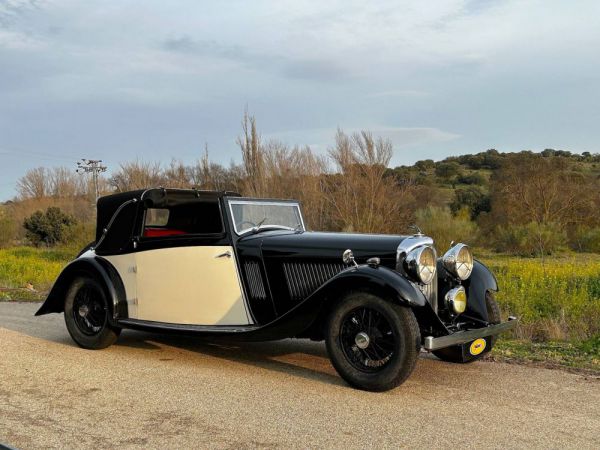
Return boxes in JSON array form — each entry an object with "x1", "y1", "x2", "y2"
[{"x1": 423, "y1": 316, "x2": 518, "y2": 351}]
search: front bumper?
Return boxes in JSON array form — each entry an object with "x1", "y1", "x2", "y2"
[{"x1": 423, "y1": 316, "x2": 518, "y2": 351}]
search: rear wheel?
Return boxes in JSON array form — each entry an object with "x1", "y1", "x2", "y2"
[
  {"x1": 64, "y1": 276, "x2": 120, "y2": 349},
  {"x1": 325, "y1": 292, "x2": 420, "y2": 392},
  {"x1": 433, "y1": 291, "x2": 501, "y2": 363}
]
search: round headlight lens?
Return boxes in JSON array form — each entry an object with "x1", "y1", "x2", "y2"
[
  {"x1": 405, "y1": 246, "x2": 436, "y2": 285},
  {"x1": 442, "y1": 243, "x2": 473, "y2": 280},
  {"x1": 445, "y1": 286, "x2": 467, "y2": 314}
]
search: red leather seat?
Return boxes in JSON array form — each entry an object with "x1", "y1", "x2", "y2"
[{"x1": 143, "y1": 228, "x2": 186, "y2": 238}]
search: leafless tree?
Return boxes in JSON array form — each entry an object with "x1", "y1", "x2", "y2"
[
  {"x1": 237, "y1": 110, "x2": 266, "y2": 197},
  {"x1": 109, "y1": 160, "x2": 165, "y2": 192},
  {"x1": 16, "y1": 167, "x2": 48, "y2": 199},
  {"x1": 323, "y1": 130, "x2": 414, "y2": 233}
]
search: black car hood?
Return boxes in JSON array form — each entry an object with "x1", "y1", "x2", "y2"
[{"x1": 242, "y1": 231, "x2": 410, "y2": 266}]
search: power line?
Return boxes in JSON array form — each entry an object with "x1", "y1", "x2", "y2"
[
  {"x1": 0, "y1": 147, "x2": 80, "y2": 162},
  {"x1": 76, "y1": 159, "x2": 107, "y2": 203}
]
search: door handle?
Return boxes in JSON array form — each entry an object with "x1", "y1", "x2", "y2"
[{"x1": 214, "y1": 251, "x2": 232, "y2": 258}]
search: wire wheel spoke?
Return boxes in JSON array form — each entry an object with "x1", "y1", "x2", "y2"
[
  {"x1": 73, "y1": 285, "x2": 106, "y2": 336},
  {"x1": 339, "y1": 306, "x2": 396, "y2": 373}
]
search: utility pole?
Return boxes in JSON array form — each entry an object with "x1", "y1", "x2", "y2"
[{"x1": 76, "y1": 159, "x2": 107, "y2": 203}]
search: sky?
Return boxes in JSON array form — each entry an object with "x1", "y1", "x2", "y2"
[{"x1": 1, "y1": 0, "x2": 599, "y2": 200}]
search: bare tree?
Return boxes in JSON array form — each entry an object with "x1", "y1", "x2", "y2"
[
  {"x1": 490, "y1": 154, "x2": 597, "y2": 228},
  {"x1": 109, "y1": 160, "x2": 165, "y2": 192},
  {"x1": 16, "y1": 167, "x2": 48, "y2": 199},
  {"x1": 49, "y1": 167, "x2": 85, "y2": 198},
  {"x1": 163, "y1": 159, "x2": 192, "y2": 188},
  {"x1": 237, "y1": 110, "x2": 266, "y2": 197},
  {"x1": 323, "y1": 130, "x2": 413, "y2": 233}
]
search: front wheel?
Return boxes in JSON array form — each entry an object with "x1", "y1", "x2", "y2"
[
  {"x1": 64, "y1": 276, "x2": 121, "y2": 349},
  {"x1": 325, "y1": 292, "x2": 421, "y2": 392}
]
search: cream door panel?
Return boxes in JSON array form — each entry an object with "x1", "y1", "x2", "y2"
[
  {"x1": 135, "y1": 246, "x2": 250, "y2": 325},
  {"x1": 100, "y1": 253, "x2": 138, "y2": 318}
]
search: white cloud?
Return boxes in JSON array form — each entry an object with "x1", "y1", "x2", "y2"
[
  {"x1": 1, "y1": 0, "x2": 599, "y2": 199},
  {"x1": 264, "y1": 126, "x2": 460, "y2": 152}
]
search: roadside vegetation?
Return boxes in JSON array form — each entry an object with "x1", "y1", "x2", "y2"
[{"x1": 0, "y1": 111, "x2": 599, "y2": 372}]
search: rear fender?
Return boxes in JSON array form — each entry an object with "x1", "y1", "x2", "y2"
[{"x1": 35, "y1": 257, "x2": 127, "y2": 323}]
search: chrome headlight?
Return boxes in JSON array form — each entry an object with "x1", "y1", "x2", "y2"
[
  {"x1": 442, "y1": 243, "x2": 473, "y2": 280},
  {"x1": 405, "y1": 246, "x2": 436, "y2": 285},
  {"x1": 445, "y1": 286, "x2": 467, "y2": 314}
]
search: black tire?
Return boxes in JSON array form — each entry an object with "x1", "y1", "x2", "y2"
[
  {"x1": 325, "y1": 292, "x2": 421, "y2": 392},
  {"x1": 64, "y1": 276, "x2": 120, "y2": 349},
  {"x1": 433, "y1": 291, "x2": 501, "y2": 363}
]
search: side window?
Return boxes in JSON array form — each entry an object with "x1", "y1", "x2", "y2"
[
  {"x1": 142, "y1": 201, "x2": 223, "y2": 238},
  {"x1": 145, "y1": 208, "x2": 169, "y2": 226}
]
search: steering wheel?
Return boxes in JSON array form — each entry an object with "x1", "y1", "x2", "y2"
[{"x1": 237, "y1": 220, "x2": 257, "y2": 230}]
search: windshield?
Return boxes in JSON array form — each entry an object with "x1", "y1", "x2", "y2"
[{"x1": 229, "y1": 200, "x2": 305, "y2": 235}]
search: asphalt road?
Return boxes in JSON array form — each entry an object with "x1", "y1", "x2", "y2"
[{"x1": 1, "y1": 302, "x2": 599, "y2": 449}]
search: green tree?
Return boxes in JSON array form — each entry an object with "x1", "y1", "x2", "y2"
[
  {"x1": 451, "y1": 186, "x2": 491, "y2": 219},
  {"x1": 23, "y1": 207, "x2": 77, "y2": 246},
  {"x1": 434, "y1": 162, "x2": 460, "y2": 180}
]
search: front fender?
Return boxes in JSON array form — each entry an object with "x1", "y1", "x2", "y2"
[
  {"x1": 317, "y1": 265, "x2": 428, "y2": 308},
  {"x1": 463, "y1": 259, "x2": 499, "y2": 322},
  {"x1": 35, "y1": 257, "x2": 127, "y2": 323}
]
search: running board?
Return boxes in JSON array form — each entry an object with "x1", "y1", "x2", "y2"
[{"x1": 117, "y1": 318, "x2": 260, "y2": 334}]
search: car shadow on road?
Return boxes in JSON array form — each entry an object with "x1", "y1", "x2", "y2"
[{"x1": 116, "y1": 331, "x2": 347, "y2": 388}]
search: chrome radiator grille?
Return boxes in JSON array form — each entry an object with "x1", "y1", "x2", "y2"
[
  {"x1": 283, "y1": 262, "x2": 345, "y2": 301},
  {"x1": 244, "y1": 261, "x2": 266, "y2": 300},
  {"x1": 418, "y1": 276, "x2": 438, "y2": 313}
]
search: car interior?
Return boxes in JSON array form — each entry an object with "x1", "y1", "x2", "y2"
[{"x1": 142, "y1": 200, "x2": 224, "y2": 238}]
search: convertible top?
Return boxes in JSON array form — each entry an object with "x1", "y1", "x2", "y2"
[{"x1": 95, "y1": 188, "x2": 240, "y2": 251}]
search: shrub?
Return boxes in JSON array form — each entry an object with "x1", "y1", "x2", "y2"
[
  {"x1": 434, "y1": 162, "x2": 461, "y2": 180},
  {"x1": 456, "y1": 172, "x2": 486, "y2": 185},
  {"x1": 570, "y1": 227, "x2": 600, "y2": 253},
  {"x1": 415, "y1": 206, "x2": 478, "y2": 250},
  {"x1": 0, "y1": 207, "x2": 16, "y2": 248},
  {"x1": 23, "y1": 207, "x2": 77, "y2": 247},
  {"x1": 63, "y1": 221, "x2": 96, "y2": 250},
  {"x1": 492, "y1": 222, "x2": 567, "y2": 256},
  {"x1": 450, "y1": 186, "x2": 491, "y2": 219}
]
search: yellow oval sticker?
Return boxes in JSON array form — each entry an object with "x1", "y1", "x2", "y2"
[{"x1": 469, "y1": 338, "x2": 487, "y2": 356}]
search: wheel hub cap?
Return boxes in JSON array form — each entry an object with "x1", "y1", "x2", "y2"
[
  {"x1": 355, "y1": 332, "x2": 370, "y2": 349},
  {"x1": 78, "y1": 304, "x2": 89, "y2": 317}
]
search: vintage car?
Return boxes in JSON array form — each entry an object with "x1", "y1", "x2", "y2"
[{"x1": 36, "y1": 188, "x2": 517, "y2": 391}]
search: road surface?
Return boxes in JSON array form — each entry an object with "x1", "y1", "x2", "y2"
[{"x1": 1, "y1": 302, "x2": 599, "y2": 449}]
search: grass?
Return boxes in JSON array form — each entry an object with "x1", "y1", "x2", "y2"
[
  {"x1": 0, "y1": 246, "x2": 74, "y2": 301},
  {"x1": 491, "y1": 336, "x2": 600, "y2": 374},
  {"x1": 479, "y1": 253, "x2": 600, "y2": 342}
]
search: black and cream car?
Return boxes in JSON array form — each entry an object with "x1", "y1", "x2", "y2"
[{"x1": 37, "y1": 188, "x2": 517, "y2": 391}]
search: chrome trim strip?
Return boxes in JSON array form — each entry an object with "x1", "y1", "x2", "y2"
[{"x1": 423, "y1": 317, "x2": 518, "y2": 351}]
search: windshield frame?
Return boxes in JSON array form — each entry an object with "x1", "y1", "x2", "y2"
[{"x1": 227, "y1": 199, "x2": 306, "y2": 236}]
